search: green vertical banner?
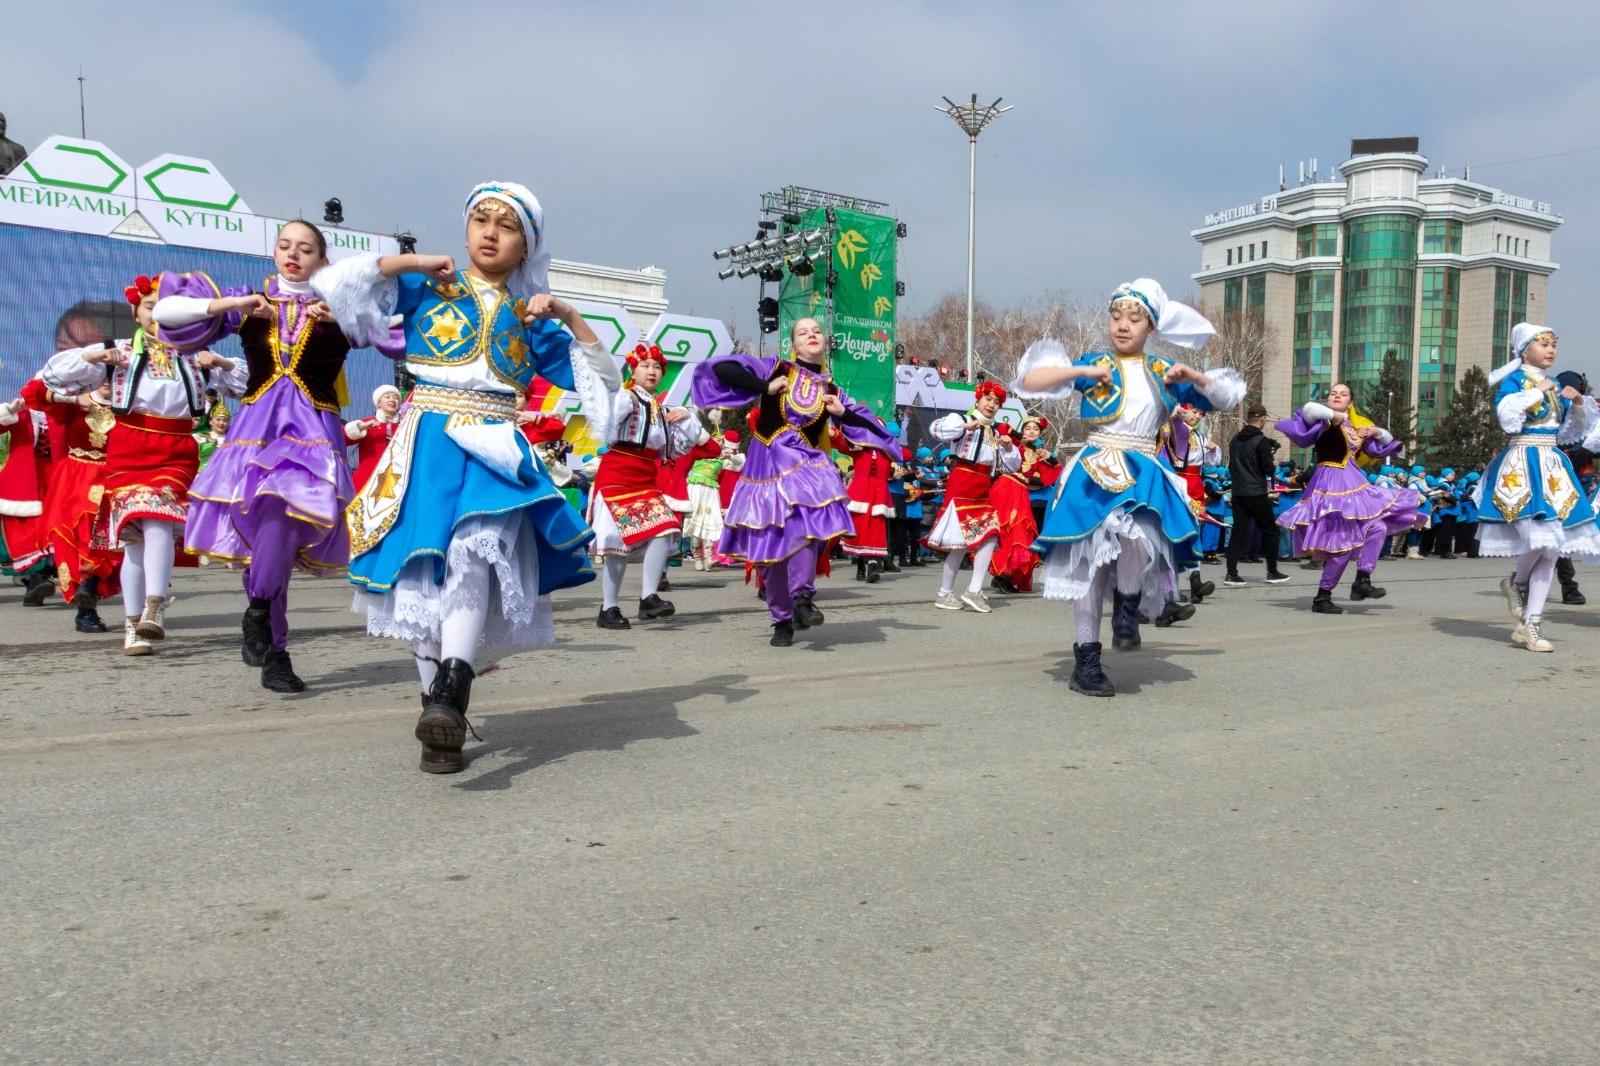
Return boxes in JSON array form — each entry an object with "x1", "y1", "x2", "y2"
[{"x1": 780, "y1": 206, "x2": 897, "y2": 419}]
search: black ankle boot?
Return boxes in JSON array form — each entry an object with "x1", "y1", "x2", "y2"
[
  {"x1": 72, "y1": 574, "x2": 100, "y2": 610},
  {"x1": 1111, "y1": 590, "x2": 1142, "y2": 650},
  {"x1": 1562, "y1": 585, "x2": 1587, "y2": 606},
  {"x1": 1312, "y1": 588, "x2": 1344, "y2": 614},
  {"x1": 1189, "y1": 570, "x2": 1214, "y2": 603},
  {"x1": 242, "y1": 597, "x2": 272, "y2": 667},
  {"x1": 1069, "y1": 642, "x2": 1115, "y2": 697},
  {"x1": 865, "y1": 559, "x2": 881, "y2": 583},
  {"x1": 770, "y1": 620, "x2": 794, "y2": 647},
  {"x1": 417, "y1": 658, "x2": 475, "y2": 774},
  {"x1": 74, "y1": 607, "x2": 108, "y2": 633},
  {"x1": 881, "y1": 557, "x2": 901, "y2": 574},
  {"x1": 22, "y1": 570, "x2": 55, "y2": 607},
  {"x1": 261, "y1": 648, "x2": 306, "y2": 693},
  {"x1": 794, "y1": 594, "x2": 824, "y2": 628},
  {"x1": 1350, "y1": 570, "x2": 1386, "y2": 601},
  {"x1": 1153, "y1": 599, "x2": 1194, "y2": 627},
  {"x1": 854, "y1": 561, "x2": 867, "y2": 581}
]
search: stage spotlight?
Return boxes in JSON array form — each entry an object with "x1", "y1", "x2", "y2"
[
  {"x1": 736, "y1": 264, "x2": 758, "y2": 278},
  {"x1": 786, "y1": 254, "x2": 814, "y2": 277},
  {"x1": 804, "y1": 228, "x2": 827, "y2": 245},
  {"x1": 758, "y1": 296, "x2": 780, "y2": 334},
  {"x1": 781, "y1": 232, "x2": 803, "y2": 248},
  {"x1": 758, "y1": 263, "x2": 785, "y2": 283},
  {"x1": 938, "y1": 364, "x2": 950, "y2": 379},
  {"x1": 782, "y1": 212, "x2": 801, "y2": 227},
  {"x1": 395, "y1": 231, "x2": 417, "y2": 254},
  {"x1": 323, "y1": 198, "x2": 343, "y2": 225},
  {"x1": 805, "y1": 247, "x2": 827, "y2": 262},
  {"x1": 825, "y1": 269, "x2": 839, "y2": 288},
  {"x1": 713, "y1": 247, "x2": 733, "y2": 260},
  {"x1": 895, "y1": 281, "x2": 906, "y2": 296},
  {"x1": 717, "y1": 267, "x2": 737, "y2": 280},
  {"x1": 758, "y1": 220, "x2": 777, "y2": 232},
  {"x1": 896, "y1": 222, "x2": 908, "y2": 238}
]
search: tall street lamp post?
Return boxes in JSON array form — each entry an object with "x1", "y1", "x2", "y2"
[{"x1": 938, "y1": 94, "x2": 1010, "y2": 382}]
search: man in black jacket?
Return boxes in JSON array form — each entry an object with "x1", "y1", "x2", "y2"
[{"x1": 1225, "y1": 403, "x2": 1290, "y2": 587}]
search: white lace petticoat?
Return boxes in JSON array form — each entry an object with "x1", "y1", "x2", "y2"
[{"x1": 1039, "y1": 507, "x2": 1177, "y2": 605}]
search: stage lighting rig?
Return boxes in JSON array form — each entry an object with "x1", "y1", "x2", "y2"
[
  {"x1": 758, "y1": 297, "x2": 780, "y2": 334},
  {"x1": 323, "y1": 198, "x2": 343, "y2": 225}
]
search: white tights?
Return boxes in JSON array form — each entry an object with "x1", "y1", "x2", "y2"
[
  {"x1": 1514, "y1": 550, "x2": 1558, "y2": 618},
  {"x1": 601, "y1": 537, "x2": 671, "y2": 610},
  {"x1": 119, "y1": 519, "x2": 179, "y2": 618},
  {"x1": 411, "y1": 556, "x2": 495, "y2": 691},
  {"x1": 1073, "y1": 536, "x2": 1147, "y2": 645},
  {"x1": 938, "y1": 540, "x2": 998, "y2": 597}
]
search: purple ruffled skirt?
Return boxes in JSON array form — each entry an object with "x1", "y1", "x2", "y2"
[
  {"x1": 718, "y1": 431, "x2": 853, "y2": 565},
  {"x1": 185, "y1": 377, "x2": 352, "y2": 572},
  {"x1": 1277, "y1": 462, "x2": 1420, "y2": 559}
]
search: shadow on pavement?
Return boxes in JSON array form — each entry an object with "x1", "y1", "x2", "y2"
[
  {"x1": 1045, "y1": 644, "x2": 1215, "y2": 695},
  {"x1": 455, "y1": 673, "x2": 755, "y2": 791},
  {"x1": 798, "y1": 616, "x2": 939, "y2": 653},
  {"x1": 1430, "y1": 616, "x2": 1512, "y2": 645}
]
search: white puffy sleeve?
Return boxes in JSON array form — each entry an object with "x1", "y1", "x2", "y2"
[
  {"x1": 724, "y1": 450, "x2": 747, "y2": 473},
  {"x1": 665, "y1": 413, "x2": 710, "y2": 459},
  {"x1": 39, "y1": 346, "x2": 109, "y2": 395},
  {"x1": 206, "y1": 354, "x2": 250, "y2": 397},
  {"x1": 310, "y1": 253, "x2": 396, "y2": 349},
  {"x1": 994, "y1": 440, "x2": 1022, "y2": 474},
  {"x1": 1496, "y1": 386, "x2": 1549, "y2": 433},
  {"x1": 1558, "y1": 395, "x2": 1595, "y2": 446},
  {"x1": 601, "y1": 387, "x2": 631, "y2": 445},
  {"x1": 567, "y1": 340, "x2": 622, "y2": 437},
  {"x1": 1196, "y1": 367, "x2": 1248, "y2": 410},
  {"x1": 1301, "y1": 402, "x2": 1335, "y2": 423},
  {"x1": 930, "y1": 413, "x2": 966, "y2": 442},
  {"x1": 1009, "y1": 338, "x2": 1076, "y2": 400},
  {"x1": 151, "y1": 296, "x2": 215, "y2": 328}
]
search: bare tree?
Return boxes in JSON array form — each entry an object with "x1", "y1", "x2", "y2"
[{"x1": 1181, "y1": 293, "x2": 1273, "y2": 449}]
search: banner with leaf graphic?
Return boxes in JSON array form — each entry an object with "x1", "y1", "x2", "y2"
[{"x1": 779, "y1": 206, "x2": 897, "y2": 420}]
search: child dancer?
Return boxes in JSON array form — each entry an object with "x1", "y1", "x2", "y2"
[
  {"x1": 1273, "y1": 383, "x2": 1420, "y2": 613},
  {"x1": 1478, "y1": 324, "x2": 1600, "y2": 651},
  {"x1": 691, "y1": 318, "x2": 897, "y2": 647},
  {"x1": 590, "y1": 343, "x2": 717, "y2": 628},
  {"x1": 988, "y1": 416, "x2": 1056, "y2": 594},
  {"x1": 683, "y1": 428, "x2": 736, "y2": 571},
  {"x1": 346, "y1": 384, "x2": 404, "y2": 495},
  {"x1": 835, "y1": 420, "x2": 897, "y2": 582},
  {"x1": 1012, "y1": 279, "x2": 1244, "y2": 696},
  {"x1": 314, "y1": 182, "x2": 618, "y2": 772},
  {"x1": 926, "y1": 381, "x2": 1019, "y2": 612},
  {"x1": 42, "y1": 275, "x2": 247, "y2": 655}
]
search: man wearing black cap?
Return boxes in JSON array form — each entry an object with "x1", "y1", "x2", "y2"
[{"x1": 1225, "y1": 403, "x2": 1290, "y2": 587}]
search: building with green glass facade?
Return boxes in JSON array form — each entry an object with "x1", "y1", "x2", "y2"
[{"x1": 1191, "y1": 141, "x2": 1560, "y2": 452}]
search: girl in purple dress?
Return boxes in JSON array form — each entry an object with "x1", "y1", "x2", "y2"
[
  {"x1": 154, "y1": 220, "x2": 394, "y2": 692},
  {"x1": 690, "y1": 317, "x2": 898, "y2": 647},
  {"x1": 1274, "y1": 383, "x2": 1421, "y2": 614}
]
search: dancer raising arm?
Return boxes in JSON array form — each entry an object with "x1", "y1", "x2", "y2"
[
  {"x1": 1011, "y1": 279, "x2": 1244, "y2": 697},
  {"x1": 925, "y1": 381, "x2": 1019, "y2": 612},
  {"x1": 1478, "y1": 324, "x2": 1600, "y2": 652},
  {"x1": 1273, "y1": 384, "x2": 1421, "y2": 613},
  {"x1": 314, "y1": 183, "x2": 618, "y2": 773}
]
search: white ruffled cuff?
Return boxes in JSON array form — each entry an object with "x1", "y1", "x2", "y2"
[
  {"x1": 1198, "y1": 366, "x2": 1247, "y2": 410},
  {"x1": 1009, "y1": 338, "x2": 1076, "y2": 400},
  {"x1": 929, "y1": 412, "x2": 966, "y2": 442},
  {"x1": 1374, "y1": 428, "x2": 1394, "y2": 445},
  {"x1": 1559, "y1": 394, "x2": 1595, "y2": 447},
  {"x1": 568, "y1": 339, "x2": 618, "y2": 435},
  {"x1": 310, "y1": 253, "x2": 395, "y2": 347},
  {"x1": 1496, "y1": 389, "x2": 1547, "y2": 433},
  {"x1": 1301, "y1": 401, "x2": 1335, "y2": 423}
]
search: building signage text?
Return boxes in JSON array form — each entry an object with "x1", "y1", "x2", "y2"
[{"x1": 1203, "y1": 196, "x2": 1279, "y2": 227}]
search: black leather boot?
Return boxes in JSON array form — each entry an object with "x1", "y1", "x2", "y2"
[
  {"x1": 73, "y1": 575, "x2": 106, "y2": 633},
  {"x1": 1152, "y1": 599, "x2": 1194, "y2": 627},
  {"x1": 770, "y1": 620, "x2": 794, "y2": 647},
  {"x1": 794, "y1": 594, "x2": 824, "y2": 628},
  {"x1": 1312, "y1": 588, "x2": 1344, "y2": 614},
  {"x1": 261, "y1": 648, "x2": 306, "y2": 693},
  {"x1": 854, "y1": 560, "x2": 867, "y2": 581},
  {"x1": 1111, "y1": 590, "x2": 1142, "y2": 651},
  {"x1": 1561, "y1": 583, "x2": 1587, "y2": 606},
  {"x1": 637, "y1": 593, "x2": 675, "y2": 619},
  {"x1": 1069, "y1": 642, "x2": 1115, "y2": 697},
  {"x1": 241, "y1": 597, "x2": 273, "y2": 667},
  {"x1": 881, "y1": 556, "x2": 901, "y2": 574},
  {"x1": 22, "y1": 569, "x2": 55, "y2": 607},
  {"x1": 1350, "y1": 570, "x2": 1386, "y2": 601},
  {"x1": 865, "y1": 560, "x2": 881, "y2": 584},
  {"x1": 416, "y1": 658, "x2": 475, "y2": 774},
  {"x1": 1189, "y1": 570, "x2": 1214, "y2": 603}
]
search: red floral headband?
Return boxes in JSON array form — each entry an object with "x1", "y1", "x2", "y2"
[
  {"x1": 974, "y1": 380, "x2": 1008, "y2": 404},
  {"x1": 626, "y1": 343, "x2": 666, "y2": 371},
  {"x1": 1022, "y1": 415, "x2": 1049, "y2": 431},
  {"x1": 124, "y1": 275, "x2": 156, "y2": 307}
]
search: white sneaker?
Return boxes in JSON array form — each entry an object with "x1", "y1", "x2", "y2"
[
  {"x1": 693, "y1": 557, "x2": 705, "y2": 571},
  {"x1": 934, "y1": 591, "x2": 964, "y2": 611},
  {"x1": 960, "y1": 590, "x2": 993, "y2": 613},
  {"x1": 135, "y1": 595, "x2": 167, "y2": 640},
  {"x1": 1499, "y1": 576, "x2": 1527, "y2": 622},
  {"x1": 1512, "y1": 614, "x2": 1554, "y2": 652},
  {"x1": 1405, "y1": 547, "x2": 1423, "y2": 560},
  {"x1": 123, "y1": 618, "x2": 153, "y2": 656}
]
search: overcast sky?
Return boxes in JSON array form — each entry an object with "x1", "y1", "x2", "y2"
[{"x1": 7, "y1": 0, "x2": 1600, "y2": 376}]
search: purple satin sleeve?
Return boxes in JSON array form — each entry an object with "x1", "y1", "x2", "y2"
[
  {"x1": 836, "y1": 395, "x2": 899, "y2": 455},
  {"x1": 1274, "y1": 412, "x2": 1328, "y2": 448},
  {"x1": 692, "y1": 354, "x2": 779, "y2": 407},
  {"x1": 1363, "y1": 433, "x2": 1403, "y2": 459},
  {"x1": 153, "y1": 273, "x2": 248, "y2": 351},
  {"x1": 367, "y1": 321, "x2": 406, "y2": 359}
]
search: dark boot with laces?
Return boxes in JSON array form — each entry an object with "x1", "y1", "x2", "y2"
[
  {"x1": 1152, "y1": 598, "x2": 1194, "y2": 628},
  {"x1": 794, "y1": 594, "x2": 824, "y2": 628},
  {"x1": 1350, "y1": 570, "x2": 1386, "y2": 600},
  {"x1": 1189, "y1": 570, "x2": 1214, "y2": 603},
  {"x1": 770, "y1": 620, "x2": 794, "y2": 647},
  {"x1": 261, "y1": 648, "x2": 306, "y2": 693},
  {"x1": 1111, "y1": 589, "x2": 1142, "y2": 651},
  {"x1": 241, "y1": 597, "x2": 273, "y2": 666},
  {"x1": 417, "y1": 658, "x2": 476, "y2": 774},
  {"x1": 1069, "y1": 642, "x2": 1115, "y2": 697},
  {"x1": 1312, "y1": 588, "x2": 1344, "y2": 614}
]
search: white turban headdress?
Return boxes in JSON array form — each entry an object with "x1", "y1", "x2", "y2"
[
  {"x1": 463, "y1": 181, "x2": 551, "y2": 302},
  {"x1": 1110, "y1": 278, "x2": 1217, "y2": 350},
  {"x1": 1489, "y1": 322, "x2": 1558, "y2": 386}
]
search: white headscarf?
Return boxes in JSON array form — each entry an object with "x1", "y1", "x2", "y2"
[
  {"x1": 1110, "y1": 278, "x2": 1216, "y2": 350},
  {"x1": 1489, "y1": 322, "x2": 1558, "y2": 386},
  {"x1": 463, "y1": 182, "x2": 550, "y2": 301}
]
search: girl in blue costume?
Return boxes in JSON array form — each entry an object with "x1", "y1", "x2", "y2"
[
  {"x1": 315, "y1": 183, "x2": 618, "y2": 772},
  {"x1": 1011, "y1": 279, "x2": 1245, "y2": 697},
  {"x1": 1478, "y1": 323, "x2": 1600, "y2": 652}
]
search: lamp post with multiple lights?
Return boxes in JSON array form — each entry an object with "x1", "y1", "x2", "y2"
[{"x1": 937, "y1": 94, "x2": 1010, "y2": 382}]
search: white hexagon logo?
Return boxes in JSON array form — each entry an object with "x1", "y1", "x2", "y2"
[
  {"x1": 18, "y1": 137, "x2": 132, "y2": 194},
  {"x1": 137, "y1": 154, "x2": 250, "y2": 213}
]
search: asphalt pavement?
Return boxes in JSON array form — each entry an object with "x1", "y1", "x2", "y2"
[{"x1": 3, "y1": 555, "x2": 1597, "y2": 1065}]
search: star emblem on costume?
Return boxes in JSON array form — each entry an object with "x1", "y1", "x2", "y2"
[
  {"x1": 423, "y1": 308, "x2": 468, "y2": 346},
  {"x1": 505, "y1": 334, "x2": 531, "y2": 368},
  {"x1": 1502, "y1": 471, "x2": 1523, "y2": 489},
  {"x1": 371, "y1": 467, "x2": 402, "y2": 500},
  {"x1": 1548, "y1": 475, "x2": 1566, "y2": 497}
]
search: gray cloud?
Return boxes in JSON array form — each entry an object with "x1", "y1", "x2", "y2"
[{"x1": 6, "y1": 0, "x2": 1598, "y2": 376}]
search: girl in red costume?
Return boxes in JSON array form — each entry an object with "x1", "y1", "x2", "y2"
[
  {"x1": 834, "y1": 419, "x2": 898, "y2": 583},
  {"x1": 989, "y1": 414, "x2": 1060, "y2": 594},
  {"x1": 589, "y1": 344, "x2": 718, "y2": 629},
  {"x1": 344, "y1": 384, "x2": 403, "y2": 495},
  {"x1": 0, "y1": 398, "x2": 49, "y2": 589},
  {"x1": 926, "y1": 380, "x2": 1019, "y2": 612}
]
